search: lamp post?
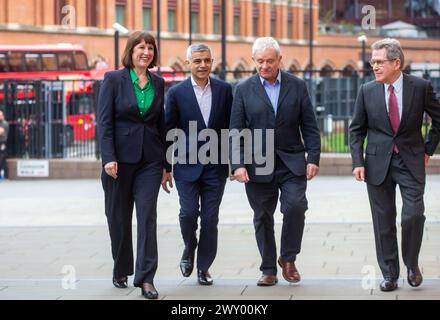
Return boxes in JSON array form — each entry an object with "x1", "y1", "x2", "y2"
[
  {"x1": 220, "y1": 0, "x2": 226, "y2": 80},
  {"x1": 113, "y1": 22, "x2": 129, "y2": 70},
  {"x1": 308, "y1": 0, "x2": 314, "y2": 82},
  {"x1": 156, "y1": 0, "x2": 161, "y2": 68},
  {"x1": 189, "y1": 0, "x2": 192, "y2": 46},
  {"x1": 357, "y1": 34, "x2": 367, "y2": 78}
]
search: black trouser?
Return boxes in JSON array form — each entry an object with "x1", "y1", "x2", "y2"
[
  {"x1": 245, "y1": 158, "x2": 308, "y2": 276},
  {"x1": 101, "y1": 160, "x2": 162, "y2": 287},
  {"x1": 175, "y1": 165, "x2": 227, "y2": 272},
  {"x1": 367, "y1": 153, "x2": 425, "y2": 279}
]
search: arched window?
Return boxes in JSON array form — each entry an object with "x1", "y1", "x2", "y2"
[
  {"x1": 233, "y1": 64, "x2": 246, "y2": 80},
  {"x1": 320, "y1": 65, "x2": 334, "y2": 77},
  {"x1": 342, "y1": 65, "x2": 357, "y2": 77}
]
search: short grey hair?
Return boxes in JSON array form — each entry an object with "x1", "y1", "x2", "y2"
[
  {"x1": 252, "y1": 37, "x2": 281, "y2": 57},
  {"x1": 371, "y1": 38, "x2": 405, "y2": 70},
  {"x1": 186, "y1": 43, "x2": 211, "y2": 60}
]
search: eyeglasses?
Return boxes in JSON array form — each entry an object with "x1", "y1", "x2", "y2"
[{"x1": 369, "y1": 59, "x2": 396, "y2": 67}]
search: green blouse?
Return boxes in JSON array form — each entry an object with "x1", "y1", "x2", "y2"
[{"x1": 129, "y1": 69, "x2": 154, "y2": 116}]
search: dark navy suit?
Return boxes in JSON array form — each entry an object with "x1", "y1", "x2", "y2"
[
  {"x1": 97, "y1": 67, "x2": 166, "y2": 287},
  {"x1": 165, "y1": 77, "x2": 232, "y2": 272}
]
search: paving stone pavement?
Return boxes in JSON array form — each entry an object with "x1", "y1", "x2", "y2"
[{"x1": 0, "y1": 176, "x2": 439, "y2": 300}]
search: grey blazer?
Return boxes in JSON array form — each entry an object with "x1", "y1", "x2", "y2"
[{"x1": 229, "y1": 71, "x2": 321, "y2": 183}]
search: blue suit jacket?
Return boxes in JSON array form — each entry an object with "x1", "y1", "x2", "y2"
[
  {"x1": 165, "y1": 77, "x2": 233, "y2": 182},
  {"x1": 97, "y1": 68, "x2": 166, "y2": 167}
]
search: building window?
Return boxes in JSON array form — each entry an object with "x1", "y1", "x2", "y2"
[
  {"x1": 233, "y1": 1, "x2": 240, "y2": 36},
  {"x1": 168, "y1": 10, "x2": 176, "y2": 32},
  {"x1": 303, "y1": 0, "x2": 309, "y2": 40},
  {"x1": 189, "y1": 0, "x2": 200, "y2": 34},
  {"x1": 342, "y1": 65, "x2": 357, "y2": 77},
  {"x1": 191, "y1": 12, "x2": 199, "y2": 33},
  {"x1": 55, "y1": 0, "x2": 67, "y2": 25},
  {"x1": 141, "y1": 2, "x2": 151, "y2": 30},
  {"x1": 270, "y1": 0, "x2": 276, "y2": 37},
  {"x1": 233, "y1": 16, "x2": 240, "y2": 35},
  {"x1": 142, "y1": 0, "x2": 152, "y2": 30},
  {"x1": 116, "y1": 0, "x2": 126, "y2": 26},
  {"x1": 143, "y1": 8, "x2": 151, "y2": 30},
  {"x1": 271, "y1": 17, "x2": 276, "y2": 37},
  {"x1": 86, "y1": 0, "x2": 97, "y2": 27},
  {"x1": 287, "y1": 9, "x2": 293, "y2": 39},
  {"x1": 253, "y1": 1, "x2": 259, "y2": 37},
  {"x1": 168, "y1": 0, "x2": 177, "y2": 32},
  {"x1": 213, "y1": 13, "x2": 220, "y2": 34},
  {"x1": 320, "y1": 65, "x2": 334, "y2": 77},
  {"x1": 213, "y1": 0, "x2": 221, "y2": 35}
]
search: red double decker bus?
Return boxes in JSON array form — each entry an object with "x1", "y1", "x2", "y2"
[
  {"x1": 0, "y1": 44, "x2": 97, "y2": 144},
  {"x1": 0, "y1": 44, "x2": 91, "y2": 79},
  {"x1": 0, "y1": 44, "x2": 185, "y2": 150}
]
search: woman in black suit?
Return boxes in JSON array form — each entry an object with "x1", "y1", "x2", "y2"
[{"x1": 97, "y1": 31, "x2": 171, "y2": 299}]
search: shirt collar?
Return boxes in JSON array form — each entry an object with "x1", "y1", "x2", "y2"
[
  {"x1": 129, "y1": 68, "x2": 139, "y2": 84},
  {"x1": 191, "y1": 76, "x2": 211, "y2": 89},
  {"x1": 385, "y1": 72, "x2": 403, "y2": 93},
  {"x1": 260, "y1": 70, "x2": 281, "y2": 86},
  {"x1": 130, "y1": 68, "x2": 151, "y2": 87}
]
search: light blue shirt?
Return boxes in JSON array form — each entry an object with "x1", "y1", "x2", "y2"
[{"x1": 260, "y1": 71, "x2": 281, "y2": 115}]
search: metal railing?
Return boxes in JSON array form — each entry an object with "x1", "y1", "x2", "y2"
[
  {"x1": 1, "y1": 79, "x2": 99, "y2": 160},
  {"x1": 1, "y1": 69, "x2": 439, "y2": 159}
]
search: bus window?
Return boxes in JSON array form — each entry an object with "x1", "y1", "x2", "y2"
[
  {"x1": 0, "y1": 53, "x2": 8, "y2": 72},
  {"x1": 57, "y1": 52, "x2": 74, "y2": 71},
  {"x1": 41, "y1": 53, "x2": 58, "y2": 71},
  {"x1": 73, "y1": 52, "x2": 89, "y2": 70},
  {"x1": 9, "y1": 52, "x2": 25, "y2": 72},
  {"x1": 25, "y1": 53, "x2": 42, "y2": 72}
]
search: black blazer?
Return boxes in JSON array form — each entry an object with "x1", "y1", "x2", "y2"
[
  {"x1": 97, "y1": 67, "x2": 166, "y2": 167},
  {"x1": 229, "y1": 71, "x2": 321, "y2": 183},
  {"x1": 165, "y1": 77, "x2": 233, "y2": 181},
  {"x1": 349, "y1": 73, "x2": 440, "y2": 185}
]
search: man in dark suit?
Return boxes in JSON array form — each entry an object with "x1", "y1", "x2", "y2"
[
  {"x1": 163, "y1": 43, "x2": 233, "y2": 285},
  {"x1": 229, "y1": 37, "x2": 321, "y2": 286},
  {"x1": 350, "y1": 38, "x2": 440, "y2": 292}
]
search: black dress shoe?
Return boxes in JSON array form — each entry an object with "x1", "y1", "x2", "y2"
[
  {"x1": 112, "y1": 276, "x2": 128, "y2": 289},
  {"x1": 141, "y1": 283, "x2": 159, "y2": 300},
  {"x1": 197, "y1": 270, "x2": 213, "y2": 286},
  {"x1": 407, "y1": 267, "x2": 423, "y2": 287},
  {"x1": 379, "y1": 278, "x2": 398, "y2": 292},
  {"x1": 180, "y1": 248, "x2": 195, "y2": 277}
]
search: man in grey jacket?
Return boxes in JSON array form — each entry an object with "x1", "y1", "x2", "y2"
[{"x1": 349, "y1": 38, "x2": 440, "y2": 292}]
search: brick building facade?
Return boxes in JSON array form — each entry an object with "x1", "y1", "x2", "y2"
[{"x1": 0, "y1": 0, "x2": 439, "y2": 78}]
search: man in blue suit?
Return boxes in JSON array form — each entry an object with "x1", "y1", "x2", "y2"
[{"x1": 163, "y1": 44, "x2": 233, "y2": 285}]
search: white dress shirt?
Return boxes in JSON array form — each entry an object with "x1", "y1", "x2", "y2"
[
  {"x1": 384, "y1": 72, "x2": 403, "y2": 120},
  {"x1": 191, "y1": 76, "x2": 212, "y2": 127}
]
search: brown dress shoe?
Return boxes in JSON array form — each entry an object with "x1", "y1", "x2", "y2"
[
  {"x1": 278, "y1": 257, "x2": 301, "y2": 283},
  {"x1": 257, "y1": 274, "x2": 278, "y2": 286}
]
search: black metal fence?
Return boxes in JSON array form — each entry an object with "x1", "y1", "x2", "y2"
[
  {"x1": 0, "y1": 79, "x2": 100, "y2": 159},
  {"x1": 1, "y1": 69, "x2": 439, "y2": 159}
]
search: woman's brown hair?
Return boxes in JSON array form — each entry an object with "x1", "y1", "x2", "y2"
[{"x1": 122, "y1": 31, "x2": 158, "y2": 69}]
